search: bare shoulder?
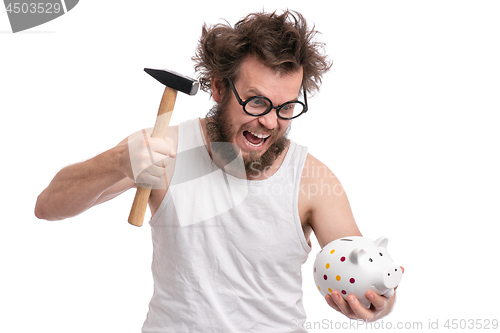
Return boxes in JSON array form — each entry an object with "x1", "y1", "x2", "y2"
[
  {"x1": 299, "y1": 153, "x2": 361, "y2": 248},
  {"x1": 301, "y1": 153, "x2": 339, "y2": 186},
  {"x1": 299, "y1": 153, "x2": 343, "y2": 208}
]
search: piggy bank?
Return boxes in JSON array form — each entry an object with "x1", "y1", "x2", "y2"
[{"x1": 313, "y1": 236, "x2": 402, "y2": 308}]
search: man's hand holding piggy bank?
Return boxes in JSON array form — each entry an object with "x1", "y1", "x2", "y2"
[{"x1": 314, "y1": 236, "x2": 403, "y2": 312}]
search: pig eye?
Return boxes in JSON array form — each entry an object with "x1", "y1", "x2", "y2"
[
  {"x1": 369, "y1": 258, "x2": 373, "y2": 262},
  {"x1": 379, "y1": 252, "x2": 383, "y2": 256}
]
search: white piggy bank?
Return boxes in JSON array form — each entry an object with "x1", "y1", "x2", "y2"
[{"x1": 313, "y1": 236, "x2": 402, "y2": 308}]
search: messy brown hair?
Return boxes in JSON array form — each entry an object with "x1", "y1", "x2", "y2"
[{"x1": 192, "y1": 10, "x2": 332, "y2": 97}]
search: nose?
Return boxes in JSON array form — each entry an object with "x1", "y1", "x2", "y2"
[
  {"x1": 258, "y1": 108, "x2": 279, "y2": 130},
  {"x1": 384, "y1": 266, "x2": 403, "y2": 289}
]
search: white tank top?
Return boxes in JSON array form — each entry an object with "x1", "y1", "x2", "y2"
[{"x1": 142, "y1": 118, "x2": 311, "y2": 333}]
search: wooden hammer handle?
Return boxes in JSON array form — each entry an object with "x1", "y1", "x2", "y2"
[{"x1": 128, "y1": 86, "x2": 177, "y2": 227}]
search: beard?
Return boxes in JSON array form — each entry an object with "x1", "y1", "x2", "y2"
[{"x1": 205, "y1": 96, "x2": 290, "y2": 177}]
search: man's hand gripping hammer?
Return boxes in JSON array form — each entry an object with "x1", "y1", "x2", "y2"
[{"x1": 128, "y1": 68, "x2": 199, "y2": 227}]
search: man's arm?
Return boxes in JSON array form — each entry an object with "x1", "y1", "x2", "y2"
[
  {"x1": 35, "y1": 141, "x2": 134, "y2": 221},
  {"x1": 35, "y1": 128, "x2": 176, "y2": 221},
  {"x1": 300, "y1": 153, "x2": 361, "y2": 246},
  {"x1": 300, "y1": 153, "x2": 399, "y2": 321}
]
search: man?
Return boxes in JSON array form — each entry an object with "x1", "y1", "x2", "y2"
[{"x1": 35, "y1": 10, "x2": 400, "y2": 332}]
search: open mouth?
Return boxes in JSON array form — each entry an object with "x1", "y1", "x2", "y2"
[{"x1": 243, "y1": 130, "x2": 270, "y2": 148}]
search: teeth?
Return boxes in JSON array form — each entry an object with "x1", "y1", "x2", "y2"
[{"x1": 250, "y1": 131, "x2": 270, "y2": 139}]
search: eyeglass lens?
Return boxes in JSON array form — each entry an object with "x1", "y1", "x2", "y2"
[{"x1": 245, "y1": 97, "x2": 304, "y2": 119}]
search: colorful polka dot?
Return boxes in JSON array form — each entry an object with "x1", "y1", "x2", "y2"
[
  {"x1": 341, "y1": 290, "x2": 347, "y2": 295},
  {"x1": 340, "y1": 256, "x2": 346, "y2": 262},
  {"x1": 350, "y1": 278, "x2": 355, "y2": 284},
  {"x1": 330, "y1": 249, "x2": 335, "y2": 254},
  {"x1": 336, "y1": 275, "x2": 341, "y2": 281},
  {"x1": 323, "y1": 275, "x2": 328, "y2": 280},
  {"x1": 314, "y1": 267, "x2": 316, "y2": 273},
  {"x1": 328, "y1": 288, "x2": 333, "y2": 293},
  {"x1": 325, "y1": 263, "x2": 330, "y2": 269},
  {"x1": 318, "y1": 286, "x2": 321, "y2": 291}
]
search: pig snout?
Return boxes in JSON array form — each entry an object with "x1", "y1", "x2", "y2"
[{"x1": 383, "y1": 265, "x2": 403, "y2": 289}]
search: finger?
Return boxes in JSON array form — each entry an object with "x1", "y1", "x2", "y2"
[
  {"x1": 135, "y1": 164, "x2": 167, "y2": 186},
  {"x1": 144, "y1": 164, "x2": 165, "y2": 178},
  {"x1": 331, "y1": 292, "x2": 354, "y2": 317},
  {"x1": 165, "y1": 137, "x2": 176, "y2": 157},
  {"x1": 127, "y1": 129, "x2": 165, "y2": 181},
  {"x1": 137, "y1": 173, "x2": 160, "y2": 187},
  {"x1": 325, "y1": 294, "x2": 340, "y2": 311},
  {"x1": 365, "y1": 292, "x2": 388, "y2": 311},
  {"x1": 346, "y1": 295, "x2": 372, "y2": 321},
  {"x1": 151, "y1": 152, "x2": 171, "y2": 166},
  {"x1": 149, "y1": 137, "x2": 176, "y2": 158}
]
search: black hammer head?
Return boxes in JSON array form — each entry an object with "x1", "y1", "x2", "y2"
[{"x1": 144, "y1": 68, "x2": 199, "y2": 96}]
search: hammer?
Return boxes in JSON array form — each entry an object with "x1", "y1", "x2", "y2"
[{"x1": 128, "y1": 68, "x2": 199, "y2": 227}]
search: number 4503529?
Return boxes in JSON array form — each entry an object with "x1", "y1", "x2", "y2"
[
  {"x1": 6, "y1": 2, "x2": 62, "y2": 14},
  {"x1": 444, "y1": 319, "x2": 498, "y2": 330}
]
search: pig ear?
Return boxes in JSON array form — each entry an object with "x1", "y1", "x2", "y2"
[
  {"x1": 374, "y1": 236, "x2": 389, "y2": 249},
  {"x1": 349, "y1": 248, "x2": 367, "y2": 264}
]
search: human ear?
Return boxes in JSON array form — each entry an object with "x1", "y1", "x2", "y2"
[{"x1": 211, "y1": 77, "x2": 225, "y2": 103}]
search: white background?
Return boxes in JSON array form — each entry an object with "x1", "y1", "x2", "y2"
[{"x1": 1, "y1": 1, "x2": 499, "y2": 332}]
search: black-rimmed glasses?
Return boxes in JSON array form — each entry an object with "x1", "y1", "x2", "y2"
[{"x1": 227, "y1": 77, "x2": 308, "y2": 120}]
